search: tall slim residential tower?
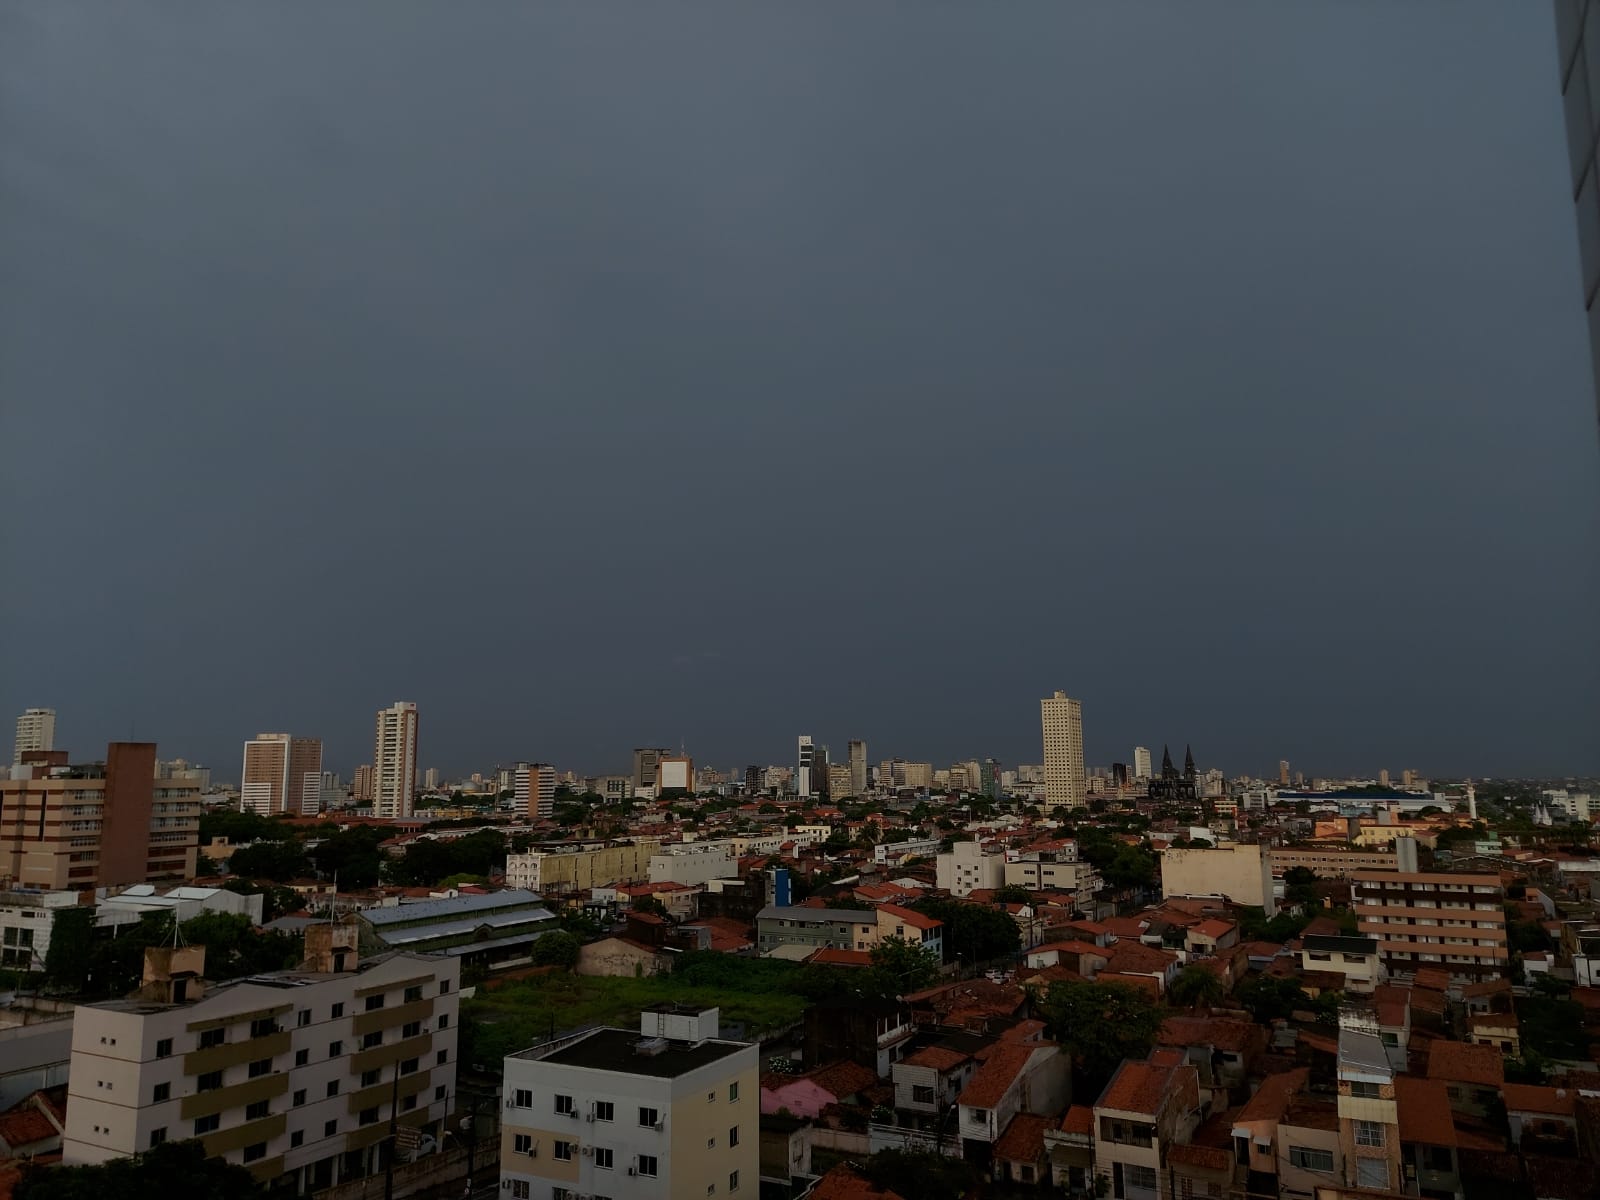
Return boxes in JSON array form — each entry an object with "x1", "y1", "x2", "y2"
[
  {"x1": 1132, "y1": 745, "x2": 1152, "y2": 780},
  {"x1": 513, "y1": 762, "x2": 557, "y2": 817},
  {"x1": 632, "y1": 747, "x2": 671, "y2": 792},
  {"x1": 1040, "y1": 691, "x2": 1085, "y2": 809},
  {"x1": 372, "y1": 701, "x2": 419, "y2": 819},
  {"x1": 796, "y1": 735, "x2": 815, "y2": 798},
  {"x1": 13, "y1": 708, "x2": 56, "y2": 763},
  {"x1": 239, "y1": 733, "x2": 324, "y2": 816},
  {"x1": 847, "y1": 739, "x2": 867, "y2": 796}
]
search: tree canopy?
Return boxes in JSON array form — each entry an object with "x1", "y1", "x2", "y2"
[
  {"x1": 1035, "y1": 980, "x2": 1163, "y2": 1097},
  {"x1": 911, "y1": 898, "x2": 1020, "y2": 965},
  {"x1": 869, "y1": 936, "x2": 941, "y2": 994},
  {"x1": 226, "y1": 840, "x2": 310, "y2": 883},
  {"x1": 16, "y1": 1139, "x2": 264, "y2": 1200},
  {"x1": 530, "y1": 931, "x2": 581, "y2": 969},
  {"x1": 1167, "y1": 965, "x2": 1226, "y2": 1009}
]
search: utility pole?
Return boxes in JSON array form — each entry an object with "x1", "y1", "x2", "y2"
[{"x1": 383, "y1": 1065, "x2": 400, "y2": 1200}]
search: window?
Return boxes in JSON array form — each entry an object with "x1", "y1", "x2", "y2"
[
  {"x1": 153, "y1": 1082, "x2": 170, "y2": 1103},
  {"x1": 243, "y1": 1142, "x2": 267, "y2": 1164},
  {"x1": 730, "y1": 1172, "x2": 740, "y2": 1193},
  {"x1": 729, "y1": 1082, "x2": 739, "y2": 1102},
  {"x1": 149, "y1": 1128, "x2": 167, "y2": 1148},
  {"x1": 1125, "y1": 1165, "x2": 1158, "y2": 1193},
  {"x1": 250, "y1": 1018, "x2": 279, "y2": 1038},
  {"x1": 554, "y1": 1190, "x2": 573, "y2": 1200},
  {"x1": 360, "y1": 1107, "x2": 380, "y2": 1125},
  {"x1": 362, "y1": 1068, "x2": 381, "y2": 1086},
  {"x1": 729, "y1": 1125, "x2": 740, "y2": 1147},
  {"x1": 401, "y1": 1093, "x2": 418, "y2": 1112},
  {"x1": 293, "y1": 1089, "x2": 307, "y2": 1107},
  {"x1": 1289, "y1": 1146, "x2": 1334, "y2": 1173},
  {"x1": 246, "y1": 1100, "x2": 271, "y2": 1120},
  {"x1": 707, "y1": 1137, "x2": 716, "y2": 1149},
  {"x1": 639, "y1": 1107, "x2": 660, "y2": 1128},
  {"x1": 440, "y1": 979, "x2": 451, "y2": 993},
  {"x1": 194, "y1": 1114, "x2": 220, "y2": 1136},
  {"x1": 437, "y1": 1049, "x2": 449, "y2": 1065},
  {"x1": 327, "y1": 1081, "x2": 340, "y2": 1097},
  {"x1": 199, "y1": 1028, "x2": 226, "y2": 1049},
  {"x1": 405, "y1": 985, "x2": 424, "y2": 1002},
  {"x1": 1349, "y1": 1081, "x2": 1381, "y2": 1099},
  {"x1": 707, "y1": 1091, "x2": 716, "y2": 1103},
  {"x1": 1356, "y1": 1159, "x2": 1389, "y2": 1189},
  {"x1": 514, "y1": 1135, "x2": 534, "y2": 1155},
  {"x1": 439, "y1": 1014, "x2": 450, "y2": 1029},
  {"x1": 297, "y1": 1009, "x2": 312, "y2": 1027},
  {"x1": 362, "y1": 1031, "x2": 383, "y2": 1050},
  {"x1": 594, "y1": 1101, "x2": 614, "y2": 1122},
  {"x1": 155, "y1": 1038, "x2": 173, "y2": 1059},
  {"x1": 594, "y1": 1147, "x2": 614, "y2": 1169},
  {"x1": 248, "y1": 1058, "x2": 273, "y2": 1078},
  {"x1": 638, "y1": 1155, "x2": 659, "y2": 1177},
  {"x1": 707, "y1": 1187, "x2": 715, "y2": 1197},
  {"x1": 291, "y1": 1130, "x2": 305, "y2": 1148},
  {"x1": 513, "y1": 1089, "x2": 533, "y2": 1108},
  {"x1": 436, "y1": 1086, "x2": 447, "y2": 1101},
  {"x1": 329, "y1": 1041, "x2": 343, "y2": 1057},
  {"x1": 325, "y1": 1120, "x2": 338, "y2": 1136},
  {"x1": 554, "y1": 1140, "x2": 574, "y2": 1161},
  {"x1": 295, "y1": 1049, "x2": 309, "y2": 1067},
  {"x1": 401, "y1": 1057, "x2": 419, "y2": 1076},
  {"x1": 365, "y1": 994, "x2": 385, "y2": 1011},
  {"x1": 912, "y1": 1085, "x2": 936, "y2": 1104},
  {"x1": 402, "y1": 1021, "x2": 421, "y2": 1039},
  {"x1": 332, "y1": 1003, "x2": 345, "y2": 1018},
  {"x1": 511, "y1": 1184, "x2": 529, "y2": 1200},
  {"x1": 1354, "y1": 1120, "x2": 1385, "y2": 1147},
  {"x1": 555, "y1": 1094, "x2": 575, "y2": 1116},
  {"x1": 197, "y1": 1071, "x2": 223, "y2": 1092}
]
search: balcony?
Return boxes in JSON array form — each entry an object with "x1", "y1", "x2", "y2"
[
  {"x1": 348, "y1": 1068, "x2": 432, "y2": 1115},
  {"x1": 351, "y1": 1031, "x2": 433, "y2": 1075},
  {"x1": 352, "y1": 997, "x2": 435, "y2": 1038},
  {"x1": 200, "y1": 1112, "x2": 287, "y2": 1157},
  {"x1": 184, "y1": 1031, "x2": 291, "y2": 1076},
  {"x1": 180, "y1": 1072, "x2": 289, "y2": 1120}
]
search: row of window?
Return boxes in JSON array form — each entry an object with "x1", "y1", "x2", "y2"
[
  {"x1": 514, "y1": 1129, "x2": 740, "y2": 1163},
  {"x1": 510, "y1": 1082, "x2": 739, "y2": 1118},
  {"x1": 156, "y1": 982, "x2": 448, "y2": 1057},
  {"x1": 155, "y1": 1083, "x2": 452, "y2": 1149},
  {"x1": 506, "y1": 1172, "x2": 740, "y2": 1200}
]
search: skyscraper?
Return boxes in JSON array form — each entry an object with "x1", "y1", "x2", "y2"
[
  {"x1": 1132, "y1": 745, "x2": 1152, "y2": 780},
  {"x1": 848, "y1": 739, "x2": 867, "y2": 796},
  {"x1": 372, "y1": 701, "x2": 419, "y2": 819},
  {"x1": 239, "y1": 733, "x2": 324, "y2": 815},
  {"x1": 352, "y1": 763, "x2": 374, "y2": 803},
  {"x1": 1555, "y1": 2, "x2": 1600, "y2": 421},
  {"x1": 13, "y1": 708, "x2": 56, "y2": 764},
  {"x1": 1040, "y1": 691, "x2": 1085, "y2": 809},
  {"x1": 632, "y1": 747, "x2": 671, "y2": 792},
  {"x1": 424, "y1": 766, "x2": 441, "y2": 791},
  {"x1": 514, "y1": 762, "x2": 556, "y2": 817},
  {"x1": 796, "y1": 735, "x2": 815, "y2": 798},
  {"x1": 1279, "y1": 759, "x2": 1291, "y2": 786}
]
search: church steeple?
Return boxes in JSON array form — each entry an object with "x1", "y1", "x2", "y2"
[
  {"x1": 1183, "y1": 745, "x2": 1196, "y2": 780},
  {"x1": 1160, "y1": 745, "x2": 1174, "y2": 776}
]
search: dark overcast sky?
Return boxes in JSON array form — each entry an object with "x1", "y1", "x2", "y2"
[{"x1": 3, "y1": 3, "x2": 1597, "y2": 782}]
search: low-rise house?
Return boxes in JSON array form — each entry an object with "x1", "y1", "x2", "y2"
[
  {"x1": 1157, "y1": 1016, "x2": 1266, "y2": 1099},
  {"x1": 756, "y1": 905, "x2": 878, "y2": 955},
  {"x1": 806, "y1": 997, "x2": 914, "y2": 1076},
  {"x1": 892, "y1": 1044, "x2": 977, "y2": 1124},
  {"x1": 0, "y1": 1087, "x2": 65, "y2": 1158},
  {"x1": 1395, "y1": 1076, "x2": 1468, "y2": 1199},
  {"x1": 1024, "y1": 940, "x2": 1109, "y2": 978},
  {"x1": 1092, "y1": 1054, "x2": 1202, "y2": 1200},
  {"x1": 993, "y1": 1112, "x2": 1055, "y2": 1186},
  {"x1": 875, "y1": 904, "x2": 943, "y2": 960},
  {"x1": 1101, "y1": 941, "x2": 1180, "y2": 995},
  {"x1": 1044, "y1": 1105, "x2": 1095, "y2": 1193},
  {"x1": 1167, "y1": 1128, "x2": 1234, "y2": 1200},
  {"x1": 1299, "y1": 935, "x2": 1385, "y2": 996},
  {"x1": 1466, "y1": 1012, "x2": 1520, "y2": 1057},
  {"x1": 957, "y1": 1042, "x2": 1071, "y2": 1166},
  {"x1": 1502, "y1": 1083, "x2": 1578, "y2": 1150},
  {"x1": 1426, "y1": 1042, "x2": 1505, "y2": 1118},
  {"x1": 760, "y1": 1059, "x2": 879, "y2": 1119}
]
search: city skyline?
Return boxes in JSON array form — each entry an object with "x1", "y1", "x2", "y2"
[{"x1": 2, "y1": 6, "x2": 1596, "y2": 785}]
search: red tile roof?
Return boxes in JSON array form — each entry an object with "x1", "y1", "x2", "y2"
[
  {"x1": 0, "y1": 1108, "x2": 57, "y2": 1150},
  {"x1": 803, "y1": 1059, "x2": 879, "y2": 1101},
  {"x1": 901, "y1": 1045, "x2": 971, "y2": 1072},
  {"x1": 1060, "y1": 1105, "x2": 1094, "y2": 1136},
  {"x1": 1167, "y1": 1143, "x2": 1232, "y2": 1173},
  {"x1": 1158, "y1": 1016, "x2": 1263, "y2": 1055},
  {"x1": 1097, "y1": 1059, "x2": 1185, "y2": 1116},
  {"x1": 993, "y1": 1112, "x2": 1054, "y2": 1163},
  {"x1": 958, "y1": 1044, "x2": 1037, "y2": 1109},
  {"x1": 1427, "y1": 1041, "x2": 1506, "y2": 1088},
  {"x1": 1397, "y1": 1076, "x2": 1457, "y2": 1146},
  {"x1": 878, "y1": 903, "x2": 941, "y2": 931},
  {"x1": 1502, "y1": 1083, "x2": 1577, "y2": 1117},
  {"x1": 1105, "y1": 941, "x2": 1177, "y2": 975},
  {"x1": 808, "y1": 949, "x2": 874, "y2": 967},
  {"x1": 807, "y1": 1164, "x2": 906, "y2": 1200},
  {"x1": 1237, "y1": 1067, "x2": 1308, "y2": 1124}
]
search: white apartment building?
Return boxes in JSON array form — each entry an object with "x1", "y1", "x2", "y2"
[
  {"x1": 505, "y1": 841, "x2": 661, "y2": 895},
  {"x1": 13, "y1": 708, "x2": 56, "y2": 763},
  {"x1": 1132, "y1": 747, "x2": 1152, "y2": 781},
  {"x1": 648, "y1": 845, "x2": 735, "y2": 888},
  {"x1": 936, "y1": 840, "x2": 1005, "y2": 897},
  {"x1": 62, "y1": 922, "x2": 459, "y2": 1194},
  {"x1": 1003, "y1": 854, "x2": 1102, "y2": 908},
  {"x1": 1040, "y1": 692, "x2": 1086, "y2": 809},
  {"x1": 515, "y1": 764, "x2": 557, "y2": 819},
  {"x1": 372, "y1": 702, "x2": 420, "y2": 820},
  {"x1": 501, "y1": 1006, "x2": 758, "y2": 1200}
]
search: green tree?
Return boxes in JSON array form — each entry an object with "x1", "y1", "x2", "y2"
[
  {"x1": 226, "y1": 840, "x2": 310, "y2": 883},
  {"x1": 1167, "y1": 965, "x2": 1226, "y2": 1009},
  {"x1": 911, "y1": 898, "x2": 1020, "y2": 964},
  {"x1": 869, "y1": 936, "x2": 941, "y2": 994},
  {"x1": 993, "y1": 884, "x2": 1034, "y2": 905},
  {"x1": 1234, "y1": 975, "x2": 1312, "y2": 1023},
  {"x1": 858, "y1": 1152, "x2": 979, "y2": 1200},
  {"x1": 15, "y1": 1138, "x2": 265, "y2": 1200},
  {"x1": 530, "y1": 931, "x2": 582, "y2": 969},
  {"x1": 1036, "y1": 980, "x2": 1163, "y2": 1097},
  {"x1": 1283, "y1": 866, "x2": 1320, "y2": 908},
  {"x1": 197, "y1": 810, "x2": 299, "y2": 845},
  {"x1": 43, "y1": 905, "x2": 96, "y2": 991},
  {"x1": 1102, "y1": 845, "x2": 1157, "y2": 892},
  {"x1": 308, "y1": 827, "x2": 386, "y2": 888},
  {"x1": 221, "y1": 879, "x2": 302, "y2": 923}
]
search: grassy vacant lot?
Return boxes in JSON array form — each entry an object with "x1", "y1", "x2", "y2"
[{"x1": 461, "y1": 963, "x2": 806, "y2": 1069}]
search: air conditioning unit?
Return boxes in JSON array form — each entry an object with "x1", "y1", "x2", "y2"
[
  {"x1": 585, "y1": 1112, "x2": 595, "y2": 1122},
  {"x1": 582, "y1": 1147, "x2": 594, "y2": 1158},
  {"x1": 501, "y1": 1183, "x2": 511, "y2": 1191},
  {"x1": 651, "y1": 1121, "x2": 664, "y2": 1131},
  {"x1": 527, "y1": 1148, "x2": 539, "y2": 1159},
  {"x1": 627, "y1": 1168, "x2": 638, "y2": 1177},
  {"x1": 568, "y1": 1110, "x2": 580, "y2": 1120}
]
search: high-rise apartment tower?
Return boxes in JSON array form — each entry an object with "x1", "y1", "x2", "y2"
[
  {"x1": 13, "y1": 708, "x2": 56, "y2": 764},
  {"x1": 240, "y1": 733, "x2": 323, "y2": 816},
  {"x1": 372, "y1": 702, "x2": 419, "y2": 819},
  {"x1": 1040, "y1": 691, "x2": 1085, "y2": 809}
]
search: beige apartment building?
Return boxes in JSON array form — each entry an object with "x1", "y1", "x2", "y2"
[
  {"x1": 1350, "y1": 870, "x2": 1508, "y2": 983},
  {"x1": 63, "y1": 922, "x2": 460, "y2": 1194},
  {"x1": 13, "y1": 707, "x2": 56, "y2": 763},
  {"x1": 1041, "y1": 691, "x2": 1086, "y2": 808},
  {"x1": 0, "y1": 743, "x2": 199, "y2": 890},
  {"x1": 373, "y1": 702, "x2": 419, "y2": 819},
  {"x1": 1269, "y1": 846, "x2": 1401, "y2": 880},
  {"x1": 1160, "y1": 843, "x2": 1275, "y2": 916},
  {"x1": 500, "y1": 1005, "x2": 758, "y2": 1200},
  {"x1": 241, "y1": 734, "x2": 324, "y2": 816},
  {"x1": 505, "y1": 840, "x2": 662, "y2": 895}
]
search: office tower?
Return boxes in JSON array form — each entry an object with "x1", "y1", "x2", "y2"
[
  {"x1": 352, "y1": 764, "x2": 375, "y2": 803},
  {"x1": 1040, "y1": 691, "x2": 1086, "y2": 809},
  {"x1": 1279, "y1": 759, "x2": 1291, "y2": 786},
  {"x1": 239, "y1": 733, "x2": 323, "y2": 816},
  {"x1": 1111, "y1": 762, "x2": 1129, "y2": 788},
  {"x1": 62, "y1": 924, "x2": 460, "y2": 1190},
  {"x1": 743, "y1": 765, "x2": 761, "y2": 794},
  {"x1": 1132, "y1": 746, "x2": 1152, "y2": 780},
  {"x1": 500, "y1": 1007, "x2": 758, "y2": 1200},
  {"x1": 980, "y1": 758, "x2": 1001, "y2": 798},
  {"x1": 796, "y1": 735, "x2": 814, "y2": 798},
  {"x1": 632, "y1": 748, "x2": 671, "y2": 793},
  {"x1": 0, "y1": 742, "x2": 199, "y2": 888},
  {"x1": 655, "y1": 755, "x2": 693, "y2": 792},
  {"x1": 826, "y1": 763, "x2": 853, "y2": 799},
  {"x1": 13, "y1": 708, "x2": 56, "y2": 763},
  {"x1": 1556, "y1": 3, "x2": 1600, "y2": 420},
  {"x1": 319, "y1": 771, "x2": 346, "y2": 809},
  {"x1": 847, "y1": 739, "x2": 867, "y2": 795},
  {"x1": 513, "y1": 763, "x2": 557, "y2": 818},
  {"x1": 423, "y1": 766, "x2": 440, "y2": 791},
  {"x1": 372, "y1": 702, "x2": 419, "y2": 819}
]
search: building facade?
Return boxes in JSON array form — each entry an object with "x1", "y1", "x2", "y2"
[
  {"x1": 62, "y1": 925, "x2": 460, "y2": 1195},
  {"x1": 1349, "y1": 870, "x2": 1508, "y2": 983},
  {"x1": 240, "y1": 734, "x2": 324, "y2": 817},
  {"x1": 500, "y1": 1006, "x2": 758, "y2": 1200},
  {"x1": 506, "y1": 841, "x2": 662, "y2": 895},
  {"x1": 936, "y1": 841, "x2": 1005, "y2": 898},
  {"x1": 848, "y1": 740, "x2": 867, "y2": 796},
  {"x1": 372, "y1": 703, "x2": 419, "y2": 820},
  {"x1": 1160, "y1": 844, "x2": 1275, "y2": 916},
  {"x1": 1040, "y1": 692, "x2": 1086, "y2": 809},
  {"x1": 796, "y1": 736, "x2": 814, "y2": 799},
  {"x1": 0, "y1": 743, "x2": 199, "y2": 889},
  {"x1": 13, "y1": 709, "x2": 56, "y2": 764},
  {"x1": 515, "y1": 764, "x2": 557, "y2": 819}
]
